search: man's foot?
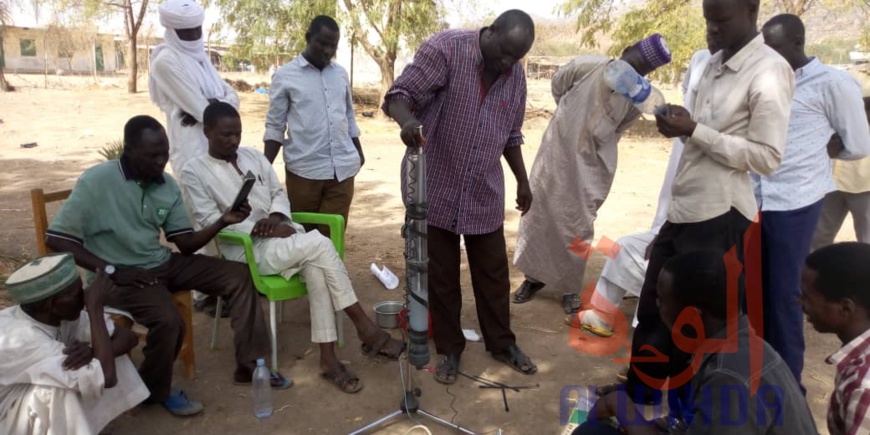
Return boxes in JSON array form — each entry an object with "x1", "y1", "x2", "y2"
[
  {"x1": 512, "y1": 280, "x2": 545, "y2": 304},
  {"x1": 562, "y1": 293, "x2": 582, "y2": 314},
  {"x1": 321, "y1": 363, "x2": 363, "y2": 394},
  {"x1": 491, "y1": 344, "x2": 537, "y2": 375},
  {"x1": 434, "y1": 353, "x2": 461, "y2": 385},
  {"x1": 360, "y1": 330, "x2": 405, "y2": 360},
  {"x1": 566, "y1": 310, "x2": 615, "y2": 337},
  {"x1": 233, "y1": 366, "x2": 294, "y2": 389},
  {"x1": 162, "y1": 389, "x2": 204, "y2": 417}
]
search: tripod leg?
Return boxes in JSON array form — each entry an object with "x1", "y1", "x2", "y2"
[
  {"x1": 347, "y1": 409, "x2": 405, "y2": 435},
  {"x1": 417, "y1": 409, "x2": 477, "y2": 434}
]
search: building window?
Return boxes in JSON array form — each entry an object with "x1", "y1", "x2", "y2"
[{"x1": 19, "y1": 39, "x2": 37, "y2": 57}]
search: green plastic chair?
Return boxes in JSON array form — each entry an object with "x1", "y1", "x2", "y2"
[{"x1": 212, "y1": 212, "x2": 346, "y2": 371}]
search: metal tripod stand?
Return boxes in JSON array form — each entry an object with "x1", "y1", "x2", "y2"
[{"x1": 349, "y1": 144, "x2": 475, "y2": 435}]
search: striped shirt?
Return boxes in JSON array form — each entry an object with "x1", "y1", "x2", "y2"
[
  {"x1": 383, "y1": 29, "x2": 527, "y2": 235},
  {"x1": 827, "y1": 327, "x2": 870, "y2": 435}
]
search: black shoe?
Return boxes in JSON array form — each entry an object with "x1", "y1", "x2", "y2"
[{"x1": 512, "y1": 280, "x2": 545, "y2": 304}]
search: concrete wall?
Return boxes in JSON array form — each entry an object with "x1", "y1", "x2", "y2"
[{"x1": 1, "y1": 27, "x2": 118, "y2": 74}]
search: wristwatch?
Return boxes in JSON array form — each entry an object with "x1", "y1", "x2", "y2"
[{"x1": 104, "y1": 264, "x2": 116, "y2": 276}]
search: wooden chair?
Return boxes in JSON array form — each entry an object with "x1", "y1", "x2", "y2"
[{"x1": 30, "y1": 188, "x2": 196, "y2": 380}]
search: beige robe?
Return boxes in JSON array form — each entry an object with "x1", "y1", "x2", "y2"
[{"x1": 513, "y1": 55, "x2": 640, "y2": 293}]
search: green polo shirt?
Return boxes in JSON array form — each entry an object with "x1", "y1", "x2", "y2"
[{"x1": 47, "y1": 158, "x2": 194, "y2": 269}]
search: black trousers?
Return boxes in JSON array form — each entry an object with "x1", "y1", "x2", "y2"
[
  {"x1": 627, "y1": 208, "x2": 751, "y2": 395},
  {"x1": 428, "y1": 225, "x2": 516, "y2": 355}
]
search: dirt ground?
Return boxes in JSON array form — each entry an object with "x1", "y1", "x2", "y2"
[{"x1": 0, "y1": 72, "x2": 857, "y2": 434}]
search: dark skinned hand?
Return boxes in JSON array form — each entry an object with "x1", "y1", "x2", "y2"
[
  {"x1": 251, "y1": 215, "x2": 285, "y2": 237},
  {"x1": 220, "y1": 201, "x2": 252, "y2": 226},
  {"x1": 400, "y1": 120, "x2": 426, "y2": 148},
  {"x1": 62, "y1": 340, "x2": 95, "y2": 371},
  {"x1": 516, "y1": 180, "x2": 532, "y2": 216},
  {"x1": 827, "y1": 134, "x2": 844, "y2": 158},
  {"x1": 180, "y1": 111, "x2": 197, "y2": 127},
  {"x1": 655, "y1": 104, "x2": 696, "y2": 138}
]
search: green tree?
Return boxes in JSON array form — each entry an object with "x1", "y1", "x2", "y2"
[
  {"x1": 206, "y1": 0, "x2": 337, "y2": 71},
  {"x1": 340, "y1": 0, "x2": 445, "y2": 98}
]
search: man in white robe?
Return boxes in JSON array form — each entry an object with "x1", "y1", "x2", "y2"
[
  {"x1": 148, "y1": 0, "x2": 238, "y2": 177},
  {"x1": 572, "y1": 48, "x2": 716, "y2": 338},
  {"x1": 0, "y1": 253, "x2": 148, "y2": 435},
  {"x1": 181, "y1": 102, "x2": 405, "y2": 394},
  {"x1": 512, "y1": 35, "x2": 672, "y2": 314}
]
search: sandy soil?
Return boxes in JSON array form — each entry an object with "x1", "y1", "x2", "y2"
[{"x1": 0, "y1": 72, "x2": 857, "y2": 434}]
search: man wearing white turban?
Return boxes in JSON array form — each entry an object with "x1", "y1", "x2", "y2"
[{"x1": 149, "y1": 0, "x2": 239, "y2": 177}]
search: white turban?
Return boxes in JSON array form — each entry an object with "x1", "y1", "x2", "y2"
[{"x1": 159, "y1": 0, "x2": 205, "y2": 30}]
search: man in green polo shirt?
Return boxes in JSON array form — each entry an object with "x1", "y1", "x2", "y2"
[{"x1": 46, "y1": 115, "x2": 290, "y2": 417}]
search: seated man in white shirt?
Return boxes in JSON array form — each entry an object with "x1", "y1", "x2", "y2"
[
  {"x1": 0, "y1": 253, "x2": 149, "y2": 434},
  {"x1": 182, "y1": 102, "x2": 404, "y2": 394}
]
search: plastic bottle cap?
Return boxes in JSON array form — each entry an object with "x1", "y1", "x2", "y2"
[{"x1": 256, "y1": 358, "x2": 265, "y2": 366}]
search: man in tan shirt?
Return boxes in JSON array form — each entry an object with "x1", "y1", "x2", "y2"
[
  {"x1": 812, "y1": 97, "x2": 870, "y2": 249},
  {"x1": 620, "y1": 0, "x2": 795, "y2": 408}
]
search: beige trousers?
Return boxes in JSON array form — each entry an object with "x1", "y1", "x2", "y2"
[{"x1": 256, "y1": 231, "x2": 358, "y2": 343}]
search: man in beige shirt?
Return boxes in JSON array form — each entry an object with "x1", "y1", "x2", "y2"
[
  {"x1": 812, "y1": 97, "x2": 870, "y2": 249},
  {"x1": 619, "y1": 0, "x2": 795, "y2": 408}
]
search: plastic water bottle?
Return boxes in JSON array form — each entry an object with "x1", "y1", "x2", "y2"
[
  {"x1": 603, "y1": 59, "x2": 667, "y2": 115},
  {"x1": 252, "y1": 358, "x2": 272, "y2": 419}
]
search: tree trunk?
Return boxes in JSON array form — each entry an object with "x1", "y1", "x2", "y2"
[
  {"x1": 377, "y1": 49, "x2": 397, "y2": 108},
  {"x1": 127, "y1": 36, "x2": 138, "y2": 93},
  {"x1": 0, "y1": 68, "x2": 10, "y2": 92}
]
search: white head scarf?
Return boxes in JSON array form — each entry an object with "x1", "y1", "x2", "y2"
[{"x1": 149, "y1": 0, "x2": 226, "y2": 112}]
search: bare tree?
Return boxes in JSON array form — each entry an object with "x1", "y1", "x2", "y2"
[{"x1": 0, "y1": 0, "x2": 13, "y2": 91}]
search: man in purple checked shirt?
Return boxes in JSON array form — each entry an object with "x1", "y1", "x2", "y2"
[{"x1": 382, "y1": 9, "x2": 537, "y2": 385}]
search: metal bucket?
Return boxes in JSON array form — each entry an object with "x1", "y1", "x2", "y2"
[{"x1": 373, "y1": 301, "x2": 403, "y2": 329}]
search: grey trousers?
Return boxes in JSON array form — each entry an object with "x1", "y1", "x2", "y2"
[{"x1": 811, "y1": 190, "x2": 870, "y2": 251}]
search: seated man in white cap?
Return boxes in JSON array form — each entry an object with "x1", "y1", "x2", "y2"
[
  {"x1": 0, "y1": 253, "x2": 149, "y2": 434},
  {"x1": 149, "y1": 0, "x2": 240, "y2": 316}
]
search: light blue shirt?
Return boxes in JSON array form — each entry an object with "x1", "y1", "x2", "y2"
[
  {"x1": 264, "y1": 55, "x2": 361, "y2": 181},
  {"x1": 752, "y1": 58, "x2": 870, "y2": 211}
]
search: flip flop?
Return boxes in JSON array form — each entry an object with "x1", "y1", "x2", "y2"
[
  {"x1": 512, "y1": 280, "x2": 545, "y2": 304},
  {"x1": 361, "y1": 330, "x2": 405, "y2": 360},
  {"x1": 434, "y1": 354, "x2": 461, "y2": 385},
  {"x1": 491, "y1": 345, "x2": 537, "y2": 375},
  {"x1": 564, "y1": 311, "x2": 615, "y2": 337},
  {"x1": 234, "y1": 370, "x2": 294, "y2": 390},
  {"x1": 322, "y1": 363, "x2": 363, "y2": 394}
]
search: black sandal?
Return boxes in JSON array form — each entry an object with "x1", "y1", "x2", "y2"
[
  {"x1": 562, "y1": 293, "x2": 582, "y2": 314},
  {"x1": 322, "y1": 363, "x2": 363, "y2": 394},
  {"x1": 491, "y1": 345, "x2": 537, "y2": 375},
  {"x1": 512, "y1": 280, "x2": 545, "y2": 304},
  {"x1": 434, "y1": 354, "x2": 461, "y2": 385}
]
